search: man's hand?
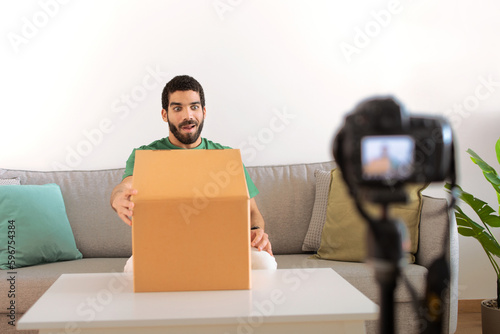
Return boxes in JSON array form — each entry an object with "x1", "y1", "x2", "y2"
[
  {"x1": 249, "y1": 198, "x2": 273, "y2": 256},
  {"x1": 110, "y1": 176, "x2": 137, "y2": 226},
  {"x1": 251, "y1": 228, "x2": 273, "y2": 256}
]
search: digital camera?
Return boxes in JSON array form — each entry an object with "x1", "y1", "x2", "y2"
[{"x1": 333, "y1": 97, "x2": 454, "y2": 189}]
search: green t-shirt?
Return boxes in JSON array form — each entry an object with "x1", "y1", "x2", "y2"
[{"x1": 123, "y1": 137, "x2": 259, "y2": 198}]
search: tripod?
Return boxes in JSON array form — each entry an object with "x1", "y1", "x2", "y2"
[
  {"x1": 364, "y1": 200, "x2": 406, "y2": 334},
  {"x1": 358, "y1": 187, "x2": 448, "y2": 334}
]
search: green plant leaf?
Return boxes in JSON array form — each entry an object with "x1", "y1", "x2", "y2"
[
  {"x1": 467, "y1": 148, "x2": 500, "y2": 196},
  {"x1": 469, "y1": 149, "x2": 496, "y2": 173},
  {"x1": 455, "y1": 207, "x2": 487, "y2": 233},
  {"x1": 498, "y1": 192, "x2": 500, "y2": 215},
  {"x1": 455, "y1": 185, "x2": 500, "y2": 228},
  {"x1": 457, "y1": 226, "x2": 475, "y2": 237},
  {"x1": 454, "y1": 206, "x2": 500, "y2": 257},
  {"x1": 496, "y1": 137, "x2": 500, "y2": 166},
  {"x1": 480, "y1": 234, "x2": 500, "y2": 259}
]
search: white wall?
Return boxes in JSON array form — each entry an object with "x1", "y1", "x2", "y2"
[{"x1": 2, "y1": 0, "x2": 500, "y2": 300}]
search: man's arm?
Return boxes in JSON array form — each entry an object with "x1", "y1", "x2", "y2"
[
  {"x1": 250, "y1": 197, "x2": 273, "y2": 256},
  {"x1": 110, "y1": 176, "x2": 137, "y2": 226}
]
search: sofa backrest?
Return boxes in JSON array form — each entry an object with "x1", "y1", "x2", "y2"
[
  {"x1": 246, "y1": 161, "x2": 335, "y2": 254},
  {"x1": 0, "y1": 161, "x2": 335, "y2": 257}
]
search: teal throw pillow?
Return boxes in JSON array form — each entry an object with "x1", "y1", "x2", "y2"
[{"x1": 0, "y1": 184, "x2": 82, "y2": 269}]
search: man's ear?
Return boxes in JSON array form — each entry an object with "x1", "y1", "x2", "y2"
[
  {"x1": 161, "y1": 109, "x2": 168, "y2": 122},
  {"x1": 203, "y1": 106, "x2": 207, "y2": 119}
]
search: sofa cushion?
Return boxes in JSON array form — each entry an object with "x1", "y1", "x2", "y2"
[
  {"x1": 246, "y1": 161, "x2": 335, "y2": 255},
  {"x1": 0, "y1": 184, "x2": 82, "y2": 269},
  {"x1": 315, "y1": 169, "x2": 427, "y2": 263},
  {"x1": 275, "y1": 254, "x2": 427, "y2": 303},
  {"x1": 0, "y1": 168, "x2": 132, "y2": 258}
]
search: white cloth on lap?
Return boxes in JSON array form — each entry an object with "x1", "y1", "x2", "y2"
[
  {"x1": 250, "y1": 247, "x2": 278, "y2": 270},
  {"x1": 124, "y1": 247, "x2": 277, "y2": 272}
]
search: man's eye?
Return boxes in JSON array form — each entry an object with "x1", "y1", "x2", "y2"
[
  {"x1": 191, "y1": 105, "x2": 199, "y2": 110},
  {"x1": 173, "y1": 107, "x2": 181, "y2": 111}
]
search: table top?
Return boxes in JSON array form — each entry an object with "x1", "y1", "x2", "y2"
[{"x1": 18, "y1": 268, "x2": 378, "y2": 330}]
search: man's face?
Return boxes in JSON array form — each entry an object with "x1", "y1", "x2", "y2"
[{"x1": 162, "y1": 90, "x2": 206, "y2": 148}]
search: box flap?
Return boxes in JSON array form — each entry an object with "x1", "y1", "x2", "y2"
[{"x1": 132, "y1": 149, "x2": 249, "y2": 201}]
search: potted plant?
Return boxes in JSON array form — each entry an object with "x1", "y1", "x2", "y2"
[{"x1": 445, "y1": 137, "x2": 500, "y2": 334}]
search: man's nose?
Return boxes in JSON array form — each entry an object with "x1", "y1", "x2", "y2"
[{"x1": 182, "y1": 108, "x2": 194, "y2": 120}]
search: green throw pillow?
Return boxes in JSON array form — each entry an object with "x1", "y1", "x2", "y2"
[
  {"x1": 0, "y1": 184, "x2": 82, "y2": 270},
  {"x1": 316, "y1": 169, "x2": 427, "y2": 263}
]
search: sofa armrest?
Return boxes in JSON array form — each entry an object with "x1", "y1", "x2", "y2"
[
  {"x1": 416, "y1": 195, "x2": 459, "y2": 334},
  {"x1": 416, "y1": 196, "x2": 449, "y2": 267}
]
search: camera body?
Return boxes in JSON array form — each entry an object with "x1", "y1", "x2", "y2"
[{"x1": 334, "y1": 97, "x2": 454, "y2": 190}]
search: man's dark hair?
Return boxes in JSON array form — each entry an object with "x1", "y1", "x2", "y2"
[{"x1": 162, "y1": 75, "x2": 205, "y2": 109}]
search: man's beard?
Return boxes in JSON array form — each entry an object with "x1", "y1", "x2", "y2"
[{"x1": 169, "y1": 118, "x2": 205, "y2": 145}]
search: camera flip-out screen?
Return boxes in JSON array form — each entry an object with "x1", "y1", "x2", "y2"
[{"x1": 361, "y1": 135, "x2": 414, "y2": 181}]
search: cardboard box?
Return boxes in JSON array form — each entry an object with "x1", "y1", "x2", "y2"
[{"x1": 131, "y1": 149, "x2": 251, "y2": 292}]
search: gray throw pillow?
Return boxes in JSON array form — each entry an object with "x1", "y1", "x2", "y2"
[
  {"x1": 0, "y1": 177, "x2": 21, "y2": 185},
  {"x1": 302, "y1": 170, "x2": 331, "y2": 252}
]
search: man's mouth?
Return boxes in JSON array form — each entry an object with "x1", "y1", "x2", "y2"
[{"x1": 181, "y1": 123, "x2": 196, "y2": 132}]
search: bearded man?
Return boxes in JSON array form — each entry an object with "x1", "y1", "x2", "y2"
[{"x1": 110, "y1": 75, "x2": 277, "y2": 272}]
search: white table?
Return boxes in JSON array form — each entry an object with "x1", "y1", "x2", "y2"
[{"x1": 18, "y1": 268, "x2": 378, "y2": 334}]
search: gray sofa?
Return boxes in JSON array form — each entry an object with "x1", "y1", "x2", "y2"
[{"x1": 0, "y1": 161, "x2": 458, "y2": 334}]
